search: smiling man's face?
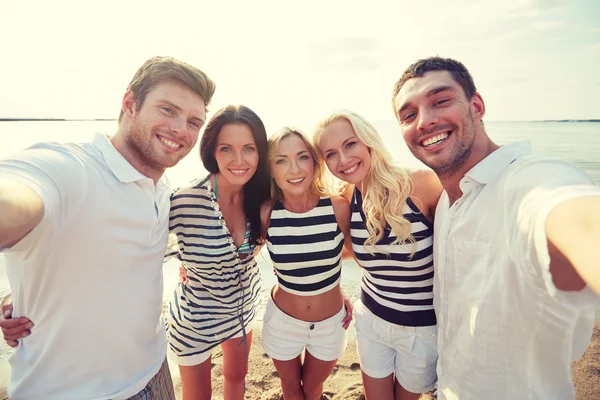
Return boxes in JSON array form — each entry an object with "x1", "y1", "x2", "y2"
[
  {"x1": 393, "y1": 70, "x2": 484, "y2": 175},
  {"x1": 125, "y1": 79, "x2": 206, "y2": 173}
]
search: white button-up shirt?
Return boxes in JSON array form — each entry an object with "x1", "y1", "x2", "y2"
[{"x1": 434, "y1": 141, "x2": 600, "y2": 400}]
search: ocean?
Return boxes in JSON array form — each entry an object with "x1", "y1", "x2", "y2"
[{"x1": 0, "y1": 120, "x2": 599, "y2": 368}]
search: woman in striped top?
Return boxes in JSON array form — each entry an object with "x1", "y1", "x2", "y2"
[
  {"x1": 259, "y1": 128, "x2": 352, "y2": 400},
  {"x1": 166, "y1": 105, "x2": 270, "y2": 400},
  {"x1": 313, "y1": 110, "x2": 443, "y2": 400}
]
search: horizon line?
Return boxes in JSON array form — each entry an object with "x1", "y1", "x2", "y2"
[{"x1": 1, "y1": 118, "x2": 599, "y2": 123}]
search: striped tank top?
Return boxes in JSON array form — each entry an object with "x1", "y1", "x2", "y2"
[
  {"x1": 351, "y1": 188, "x2": 436, "y2": 326},
  {"x1": 164, "y1": 175, "x2": 262, "y2": 358},
  {"x1": 266, "y1": 197, "x2": 344, "y2": 296}
]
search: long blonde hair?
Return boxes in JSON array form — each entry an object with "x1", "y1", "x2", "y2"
[
  {"x1": 314, "y1": 110, "x2": 415, "y2": 253},
  {"x1": 268, "y1": 127, "x2": 331, "y2": 204}
]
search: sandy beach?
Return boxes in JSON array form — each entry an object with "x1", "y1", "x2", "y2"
[
  {"x1": 0, "y1": 259, "x2": 599, "y2": 399},
  {"x1": 174, "y1": 323, "x2": 600, "y2": 400},
  {"x1": 1, "y1": 323, "x2": 598, "y2": 400}
]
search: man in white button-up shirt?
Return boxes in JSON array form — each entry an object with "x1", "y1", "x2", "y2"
[
  {"x1": 392, "y1": 57, "x2": 600, "y2": 399},
  {"x1": 0, "y1": 57, "x2": 215, "y2": 399}
]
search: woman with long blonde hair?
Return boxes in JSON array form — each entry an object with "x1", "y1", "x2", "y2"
[
  {"x1": 313, "y1": 110, "x2": 442, "y2": 400},
  {"x1": 259, "y1": 127, "x2": 352, "y2": 400}
]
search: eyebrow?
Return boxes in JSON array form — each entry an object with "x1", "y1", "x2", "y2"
[
  {"x1": 217, "y1": 142, "x2": 256, "y2": 146},
  {"x1": 275, "y1": 150, "x2": 310, "y2": 158},
  {"x1": 397, "y1": 85, "x2": 457, "y2": 115},
  {"x1": 159, "y1": 99, "x2": 205, "y2": 124},
  {"x1": 322, "y1": 137, "x2": 354, "y2": 153}
]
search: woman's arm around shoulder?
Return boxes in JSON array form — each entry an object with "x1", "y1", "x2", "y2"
[
  {"x1": 331, "y1": 195, "x2": 355, "y2": 260},
  {"x1": 409, "y1": 169, "x2": 443, "y2": 223},
  {"x1": 258, "y1": 200, "x2": 273, "y2": 247}
]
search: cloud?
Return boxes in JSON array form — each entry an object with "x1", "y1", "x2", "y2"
[
  {"x1": 311, "y1": 37, "x2": 381, "y2": 54},
  {"x1": 531, "y1": 0, "x2": 567, "y2": 10},
  {"x1": 587, "y1": 42, "x2": 600, "y2": 54},
  {"x1": 308, "y1": 36, "x2": 383, "y2": 73}
]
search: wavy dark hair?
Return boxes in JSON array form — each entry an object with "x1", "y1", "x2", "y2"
[{"x1": 199, "y1": 105, "x2": 270, "y2": 246}]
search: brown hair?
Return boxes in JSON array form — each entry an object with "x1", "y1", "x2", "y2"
[
  {"x1": 118, "y1": 56, "x2": 216, "y2": 123},
  {"x1": 199, "y1": 105, "x2": 271, "y2": 246},
  {"x1": 392, "y1": 57, "x2": 477, "y2": 102}
]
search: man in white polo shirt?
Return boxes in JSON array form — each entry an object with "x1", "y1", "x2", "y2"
[
  {"x1": 0, "y1": 56, "x2": 215, "y2": 399},
  {"x1": 392, "y1": 57, "x2": 600, "y2": 399}
]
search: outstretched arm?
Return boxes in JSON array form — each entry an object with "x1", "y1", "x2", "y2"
[
  {"x1": 0, "y1": 180, "x2": 44, "y2": 250},
  {"x1": 546, "y1": 196, "x2": 600, "y2": 295}
]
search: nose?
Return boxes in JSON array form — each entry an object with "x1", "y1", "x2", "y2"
[
  {"x1": 339, "y1": 151, "x2": 350, "y2": 166},
  {"x1": 290, "y1": 159, "x2": 299, "y2": 173},
  {"x1": 234, "y1": 150, "x2": 244, "y2": 165},
  {"x1": 170, "y1": 117, "x2": 186, "y2": 136},
  {"x1": 417, "y1": 107, "x2": 438, "y2": 132}
]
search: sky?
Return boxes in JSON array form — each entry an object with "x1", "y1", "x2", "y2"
[{"x1": 1, "y1": 0, "x2": 599, "y2": 130}]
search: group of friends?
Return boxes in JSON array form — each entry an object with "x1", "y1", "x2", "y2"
[{"x1": 0, "y1": 55, "x2": 599, "y2": 400}]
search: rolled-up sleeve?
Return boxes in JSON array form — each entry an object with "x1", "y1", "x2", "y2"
[{"x1": 505, "y1": 158, "x2": 600, "y2": 303}]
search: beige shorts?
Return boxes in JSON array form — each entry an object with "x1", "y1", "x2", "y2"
[
  {"x1": 261, "y1": 295, "x2": 348, "y2": 362},
  {"x1": 354, "y1": 300, "x2": 438, "y2": 393}
]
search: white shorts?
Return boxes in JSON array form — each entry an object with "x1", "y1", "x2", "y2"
[
  {"x1": 167, "y1": 323, "x2": 254, "y2": 367},
  {"x1": 354, "y1": 300, "x2": 438, "y2": 393},
  {"x1": 261, "y1": 296, "x2": 348, "y2": 362}
]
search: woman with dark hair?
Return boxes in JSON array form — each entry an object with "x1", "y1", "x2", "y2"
[{"x1": 166, "y1": 104, "x2": 271, "y2": 400}]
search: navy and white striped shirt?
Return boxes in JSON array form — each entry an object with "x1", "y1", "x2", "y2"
[
  {"x1": 351, "y1": 188, "x2": 436, "y2": 327},
  {"x1": 165, "y1": 175, "x2": 261, "y2": 359},
  {"x1": 266, "y1": 197, "x2": 344, "y2": 296}
]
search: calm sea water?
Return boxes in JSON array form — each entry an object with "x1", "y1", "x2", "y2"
[{"x1": 0, "y1": 120, "x2": 598, "y2": 363}]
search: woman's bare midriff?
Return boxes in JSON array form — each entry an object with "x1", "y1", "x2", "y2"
[{"x1": 271, "y1": 284, "x2": 344, "y2": 322}]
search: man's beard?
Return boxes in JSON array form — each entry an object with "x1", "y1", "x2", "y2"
[
  {"x1": 418, "y1": 113, "x2": 476, "y2": 177},
  {"x1": 125, "y1": 117, "x2": 180, "y2": 173}
]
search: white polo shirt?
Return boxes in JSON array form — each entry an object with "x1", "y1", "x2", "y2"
[
  {"x1": 434, "y1": 141, "x2": 600, "y2": 400},
  {"x1": 1, "y1": 133, "x2": 170, "y2": 400}
]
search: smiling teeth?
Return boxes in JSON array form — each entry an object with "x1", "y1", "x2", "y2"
[
  {"x1": 230, "y1": 169, "x2": 247, "y2": 175},
  {"x1": 159, "y1": 137, "x2": 181, "y2": 149},
  {"x1": 288, "y1": 178, "x2": 304, "y2": 183},
  {"x1": 423, "y1": 133, "x2": 448, "y2": 147},
  {"x1": 343, "y1": 164, "x2": 359, "y2": 174}
]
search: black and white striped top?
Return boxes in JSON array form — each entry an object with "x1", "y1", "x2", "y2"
[
  {"x1": 351, "y1": 188, "x2": 436, "y2": 327},
  {"x1": 266, "y1": 197, "x2": 344, "y2": 296},
  {"x1": 165, "y1": 175, "x2": 261, "y2": 359}
]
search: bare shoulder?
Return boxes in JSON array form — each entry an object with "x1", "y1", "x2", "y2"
[
  {"x1": 331, "y1": 195, "x2": 350, "y2": 209},
  {"x1": 340, "y1": 183, "x2": 355, "y2": 203},
  {"x1": 409, "y1": 169, "x2": 443, "y2": 220}
]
